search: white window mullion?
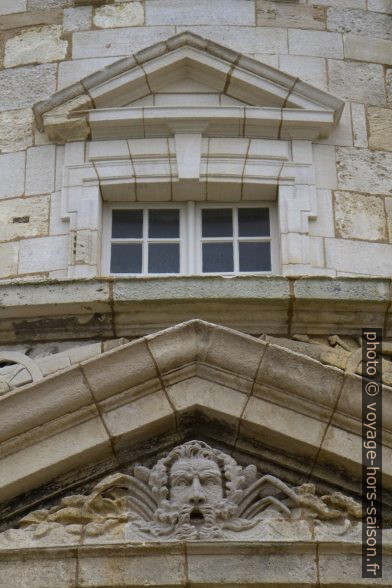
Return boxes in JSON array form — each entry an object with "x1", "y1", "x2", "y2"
[
  {"x1": 143, "y1": 208, "x2": 148, "y2": 274},
  {"x1": 186, "y1": 201, "x2": 195, "y2": 275},
  {"x1": 233, "y1": 206, "x2": 239, "y2": 273}
]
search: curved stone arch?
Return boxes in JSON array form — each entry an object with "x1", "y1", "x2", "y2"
[{"x1": 0, "y1": 352, "x2": 43, "y2": 394}]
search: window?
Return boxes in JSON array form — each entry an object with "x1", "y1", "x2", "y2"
[{"x1": 102, "y1": 202, "x2": 278, "y2": 275}]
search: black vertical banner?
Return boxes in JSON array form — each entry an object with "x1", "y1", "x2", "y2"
[{"x1": 362, "y1": 329, "x2": 382, "y2": 578}]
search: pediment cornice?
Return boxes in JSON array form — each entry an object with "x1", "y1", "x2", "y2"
[
  {"x1": 33, "y1": 31, "x2": 344, "y2": 142},
  {"x1": 0, "y1": 320, "x2": 391, "y2": 512}
]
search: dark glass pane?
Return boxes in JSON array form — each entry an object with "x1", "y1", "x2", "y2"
[
  {"x1": 110, "y1": 243, "x2": 142, "y2": 273},
  {"x1": 239, "y1": 242, "x2": 271, "y2": 272},
  {"x1": 149, "y1": 209, "x2": 180, "y2": 238},
  {"x1": 148, "y1": 243, "x2": 179, "y2": 273},
  {"x1": 112, "y1": 209, "x2": 143, "y2": 238},
  {"x1": 202, "y1": 243, "x2": 233, "y2": 272},
  {"x1": 202, "y1": 209, "x2": 233, "y2": 237},
  {"x1": 238, "y1": 208, "x2": 270, "y2": 237}
]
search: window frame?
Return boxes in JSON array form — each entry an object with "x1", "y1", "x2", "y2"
[{"x1": 102, "y1": 201, "x2": 279, "y2": 276}]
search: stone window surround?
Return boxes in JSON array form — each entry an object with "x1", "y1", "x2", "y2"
[{"x1": 61, "y1": 136, "x2": 330, "y2": 278}]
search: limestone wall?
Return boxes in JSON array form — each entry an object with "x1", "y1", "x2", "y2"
[{"x1": 0, "y1": 0, "x2": 391, "y2": 279}]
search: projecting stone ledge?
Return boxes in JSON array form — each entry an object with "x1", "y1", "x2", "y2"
[{"x1": 0, "y1": 275, "x2": 390, "y2": 342}]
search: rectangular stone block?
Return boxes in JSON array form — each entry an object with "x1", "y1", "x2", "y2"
[
  {"x1": 26, "y1": 146, "x2": 56, "y2": 195},
  {"x1": 368, "y1": 0, "x2": 392, "y2": 13},
  {"x1": 367, "y1": 106, "x2": 392, "y2": 152},
  {"x1": 344, "y1": 33, "x2": 392, "y2": 65},
  {"x1": 279, "y1": 55, "x2": 327, "y2": 90},
  {"x1": 0, "y1": 64, "x2": 57, "y2": 112},
  {"x1": 146, "y1": 0, "x2": 255, "y2": 25},
  {"x1": 0, "y1": 242, "x2": 19, "y2": 278},
  {"x1": 334, "y1": 191, "x2": 387, "y2": 241},
  {"x1": 325, "y1": 238, "x2": 392, "y2": 276},
  {"x1": 0, "y1": 195, "x2": 49, "y2": 243},
  {"x1": 78, "y1": 549, "x2": 186, "y2": 587},
  {"x1": 0, "y1": 108, "x2": 33, "y2": 153},
  {"x1": 176, "y1": 25, "x2": 288, "y2": 54},
  {"x1": 288, "y1": 29, "x2": 343, "y2": 58},
  {"x1": 18, "y1": 235, "x2": 68, "y2": 274},
  {"x1": 58, "y1": 57, "x2": 119, "y2": 89},
  {"x1": 328, "y1": 60, "x2": 385, "y2": 106},
  {"x1": 0, "y1": 152, "x2": 25, "y2": 200},
  {"x1": 337, "y1": 146, "x2": 392, "y2": 194},
  {"x1": 0, "y1": 0, "x2": 26, "y2": 15},
  {"x1": 257, "y1": 0, "x2": 325, "y2": 29},
  {"x1": 0, "y1": 554, "x2": 76, "y2": 588},
  {"x1": 72, "y1": 26, "x2": 175, "y2": 58},
  {"x1": 94, "y1": 2, "x2": 144, "y2": 28},
  {"x1": 4, "y1": 25, "x2": 68, "y2": 68},
  {"x1": 63, "y1": 5, "x2": 92, "y2": 32},
  {"x1": 351, "y1": 102, "x2": 368, "y2": 148},
  {"x1": 309, "y1": 189, "x2": 334, "y2": 238},
  {"x1": 313, "y1": 144, "x2": 337, "y2": 189},
  {"x1": 315, "y1": 0, "x2": 365, "y2": 6},
  {"x1": 327, "y1": 6, "x2": 392, "y2": 40}
]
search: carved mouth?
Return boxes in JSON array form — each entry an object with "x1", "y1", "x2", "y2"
[{"x1": 190, "y1": 508, "x2": 204, "y2": 523}]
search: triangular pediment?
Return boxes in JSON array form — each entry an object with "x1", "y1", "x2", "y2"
[
  {"x1": 1, "y1": 320, "x2": 391, "y2": 529},
  {"x1": 33, "y1": 31, "x2": 345, "y2": 142}
]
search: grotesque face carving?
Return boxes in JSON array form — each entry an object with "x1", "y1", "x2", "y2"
[{"x1": 169, "y1": 457, "x2": 223, "y2": 519}]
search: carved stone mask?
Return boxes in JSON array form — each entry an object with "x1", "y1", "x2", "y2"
[{"x1": 169, "y1": 457, "x2": 224, "y2": 517}]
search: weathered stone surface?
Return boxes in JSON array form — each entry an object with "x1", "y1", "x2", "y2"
[
  {"x1": 176, "y1": 25, "x2": 288, "y2": 54},
  {"x1": 93, "y1": 2, "x2": 144, "y2": 28},
  {"x1": 25, "y1": 146, "x2": 56, "y2": 196},
  {"x1": 4, "y1": 25, "x2": 68, "y2": 68},
  {"x1": 288, "y1": 30, "x2": 343, "y2": 58},
  {"x1": 0, "y1": 152, "x2": 25, "y2": 200},
  {"x1": 43, "y1": 95, "x2": 92, "y2": 142},
  {"x1": 0, "y1": 242, "x2": 18, "y2": 278},
  {"x1": 337, "y1": 147, "x2": 392, "y2": 194},
  {"x1": 368, "y1": 0, "x2": 392, "y2": 13},
  {"x1": 58, "y1": 57, "x2": 119, "y2": 89},
  {"x1": 0, "y1": 556, "x2": 76, "y2": 588},
  {"x1": 257, "y1": 0, "x2": 325, "y2": 29},
  {"x1": 316, "y1": 0, "x2": 365, "y2": 7},
  {"x1": 327, "y1": 7, "x2": 392, "y2": 40},
  {"x1": 0, "y1": 108, "x2": 33, "y2": 153},
  {"x1": 279, "y1": 55, "x2": 327, "y2": 90},
  {"x1": 28, "y1": 0, "x2": 70, "y2": 7},
  {"x1": 0, "y1": 0, "x2": 26, "y2": 15},
  {"x1": 387, "y1": 69, "x2": 392, "y2": 108},
  {"x1": 344, "y1": 33, "x2": 392, "y2": 65},
  {"x1": 328, "y1": 60, "x2": 385, "y2": 105},
  {"x1": 63, "y1": 5, "x2": 92, "y2": 32},
  {"x1": 0, "y1": 64, "x2": 57, "y2": 112},
  {"x1": 351, "y1": 102, "x2": 368, "y2": 148},
  {"x1": 146, "y1": 0, "x2": 255, "y2": 26},
  {"x1": 72, "y1": 26, "x2": 175, "y2": 58},
  {"x1": 0, "y1": 196, "x2": 50, "y2": 243},
  {"x1": 334, "y1": 191, "x2": 387, "y2": 242},
  {"x1": 367, "y1": 106, "x2": 392, "y2": 152},
  {"x1": 18, "y1": 235, "x2": 68, "y2": 274},
  {"x1": 325, "y1": 238, "x2": 392, "y2": 276}
]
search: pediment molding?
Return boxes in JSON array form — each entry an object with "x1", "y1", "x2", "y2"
[
  {"x1": 33, "y1": 31, "x2": 344, "y2": 142},
  {"x1": 0, "y1": 320, "x2": 391, "y2": 512}
]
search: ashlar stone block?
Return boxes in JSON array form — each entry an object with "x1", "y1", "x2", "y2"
[
  {"x1": 367, "y1": 106, "x2": 392, "y2": 152},
  {"x1": 328, "y1": 60, "x2": 385, "y2": 106},
  {"x1": 368, "y1": 0, "x2": 392, "y2": 14},
  {"x1": 18, "y1": 235, "x2": 68, "y2": 274},
  {"x1": 0, "y1": 64, "x2": 57, "y2": 112},
  {"x1": 93, "y1": 2, "x2": 144, "y2": 28},
  {"x1": 25, "y1": 146, "x2": 56, "y2": 195},
  {"x1": 0, "y1": 152, "x2": 25, "y2": 200},
  {"x1": 0, "y1": 108, "x2": 33, "y2": 153},
  {"x1": 0, "y1": 242, "x2": 19, "y2": 278},
  {"x1": 344, "y1": 33, "x2": 392, "y2": 65},
  {"x1": 63, "y1": 5, "x2": 93, "y2": 32},
  {"x1": 288, "y1": 29, "x2": 343, "y2": 58},
  {"x1": 0, "y1": 0, "x2": 26, "y2": 15},
  {"x1": 146, "y1": 0, "x2": 255, "y2": 26},
  {"x1": 325, "y1": 237, "x2": 392, "y2": 276},
  {"x1": 0, "y1": 195, "x2": 50, "y2": 243},
  {"x1": 4, "y1": 25, "x2": 68, "y2": 68},
  {"x1": 334, "y1": 191, "x2": 387, "y2": 242},
  {"x1": 327, "y1": 7, "x2": 392, "y2": 40},
  {"x1": 257, "y1": 0, "x2": 325, "y2": 30},
  {"x1": 337, "y1": 146, "x2": 392, "y2": 194}
]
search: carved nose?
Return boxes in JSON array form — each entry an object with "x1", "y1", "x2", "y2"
[{"x1": 189, "y1": 478, "x2": 205, "y2": 505}]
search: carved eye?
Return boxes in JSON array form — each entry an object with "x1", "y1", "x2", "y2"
[
  {"x1": 175, "y1": 479, "x2": 189, "y2": 488},
  {"x1": 204, "y1": 478, "x2": 218, "y2": 487}
]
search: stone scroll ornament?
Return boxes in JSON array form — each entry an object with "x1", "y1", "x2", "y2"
[{"x1": 14, "y1": 441, "x2": 361, "y2": 541}]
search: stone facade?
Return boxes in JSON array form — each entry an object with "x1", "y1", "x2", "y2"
[{"x1": 0, "y1": 2, "x2": 392, "y2": 586}]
